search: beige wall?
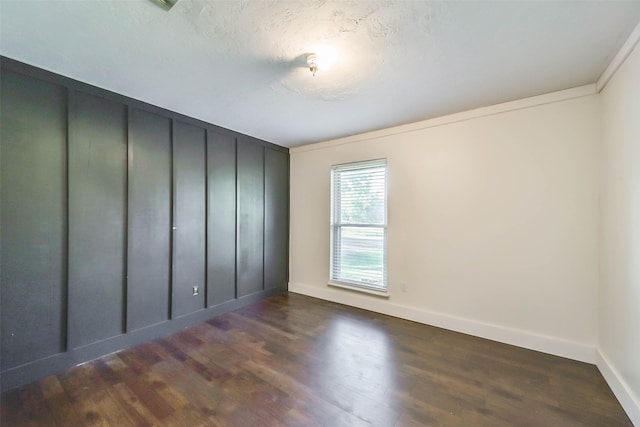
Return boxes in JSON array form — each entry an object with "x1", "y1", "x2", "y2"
[
  {"x1": 290, "y1": 93, "x2": 601, "y2": 362},
  {"x1": 599, "y1": 41, "x2": 640, "y2": 424}
]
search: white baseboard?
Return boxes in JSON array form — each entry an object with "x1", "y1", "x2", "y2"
[
  {"x1": 288, "y1": 281, "x2": 596, "y2": 364},
  {"x1": 597, "y1": 350, "x2": 640, "y2": 426}
]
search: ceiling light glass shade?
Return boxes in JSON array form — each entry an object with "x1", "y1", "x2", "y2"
[
  {"x1": 307, "y1": 54, "x2": 319, "y2": 76},
  {"x1": 150, "y1": 0, "x2": 179, "y2": 11},
  {"x1": 306, "y1": 45, "x2": 337, "y2": 76}
]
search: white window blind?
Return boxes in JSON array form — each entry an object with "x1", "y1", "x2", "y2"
[{"x1": 331, "y1": 159, "x2": 387, "y2": 291}]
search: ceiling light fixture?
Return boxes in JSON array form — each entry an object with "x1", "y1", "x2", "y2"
[
  {"x1": 150, "y1": 0, "x2": 179, "y2": 11},
  {"x1": 307, "y1": 54, "x2": 319, "y2": 77}
]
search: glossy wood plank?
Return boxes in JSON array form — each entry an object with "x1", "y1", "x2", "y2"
[{"x1": 1, "y1": 293, "x2": 632, "y2": 427}]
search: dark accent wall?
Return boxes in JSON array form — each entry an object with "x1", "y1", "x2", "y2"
[
  {"x1": 172, "y1": 121, "x2": 207, "y2": 318},
  {"x1": 68, "y1": 91, "x2": 127, "y2": 349},
  {"x1": 0, "y1": 57, "x2": 290, "y2": 391},
  {"x1": 265, "y1": 148, "x2": 290, "y2": 290},
  {"x1": 237, "y1": 138, "x2": 265, "y2": 298},
  {"x1": 0, "y1": 71, "x2": 68, "y2": 369},
  {"x1": 206, "y1": 132, "x2": 237, "y2": 306},
  {"x1": 127, "y1": 108, "x2": 173, "y2": 331}
]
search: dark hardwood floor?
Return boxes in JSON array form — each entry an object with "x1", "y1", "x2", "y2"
[{"x1": 1, "y1": 293, "x2": 632, "y2": 427}]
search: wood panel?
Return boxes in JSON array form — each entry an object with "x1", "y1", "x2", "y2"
[
  {"x1": 264, "y1": 148, "x2": 289, "y2": 290},
  {"x1": 127, "y1": 108, "x2": 172, "y2": 331},
  {"x1": 68, "y1": 92, "x2": 127, "y2": 348},
  {"x1": 236, "y1": 138, "x2": 264, "y2": 298},
  {"x1": 172, "y1": 121, "x2": 206, "y2": 317},
  {"x1": 0, "y1": 71, "x2": 67, "y2": 369},
  {"x1": 0, "y1": 57, "x2": 289, "y2": 392},
  {"x1": 206, "y1": 132, "x2": 237, "y2": 306}
]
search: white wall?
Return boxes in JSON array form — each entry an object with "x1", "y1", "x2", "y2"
[
  {"x1": 290, "y1": 93, "x2": 601, "y2": 363},
  {"x1": 599, "y1": 40, "x2": 640, "y2": 424}
]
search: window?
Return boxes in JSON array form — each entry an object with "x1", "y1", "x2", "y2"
[{"x1": 331, "y1": 159, "x2": 387, "y2": 293}]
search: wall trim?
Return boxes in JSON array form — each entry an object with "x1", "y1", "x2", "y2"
[
  {"x1": 290, "y1": 84, "x2": 597, "y2": 154},
  {"x1": 597, "y1": 350, "x2": 640, "y2": 426},
  {"x1": 289, "y1": 282, "x2": 596, "y2": 364},
  {"x1": 597, "y1": 19, "x2": 640, "y2": 93}
]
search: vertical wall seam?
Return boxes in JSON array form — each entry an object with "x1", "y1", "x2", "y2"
[
  {"x1": 234, "y1": 138, "x2": 239, "y2": 300},
  {"x1": 286, "y1": 152, "x2": 291, "y2": 289},
  {"x1": 262, "y1": 147, "x2": 266, "y2": 291},
  {"x1": 204, "y1": 129, "x2": 209, "y2": 309},
  {"x1": 169, "y1": 119, "x2": 175, "y2": 320},
  {"x1": 123, "y1": 105, "x2": 130, "y2": 334},
  {"x1": 63, "y1": 87, "x2": 71, "y2": 352}
]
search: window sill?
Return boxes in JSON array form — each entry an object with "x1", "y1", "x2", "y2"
[{"x1": 327, "y1": 281, "x2": 390, "y2": 298}]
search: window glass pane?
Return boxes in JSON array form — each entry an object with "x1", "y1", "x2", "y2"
[
  {"x1": 335, "y1": 226, "x2": 384, "y2": 287},
  {"x1": 336, "y1": 166, "x2": 385, "y2": 225},
  {"x1": 331, "y1": 159, "x2": 387, "y2": 291}
]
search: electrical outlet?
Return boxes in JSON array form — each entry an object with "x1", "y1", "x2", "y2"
[
  {"x1": 192, "y1": 286, "x2": 199, "y2": 296},
  {"x1": 401, "y1": 282, "x2": 407, "y2": 293}
]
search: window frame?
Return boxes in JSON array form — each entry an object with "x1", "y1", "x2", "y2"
[{"x1": 329, "y1": 159, "x2": 388, "y2": 295}]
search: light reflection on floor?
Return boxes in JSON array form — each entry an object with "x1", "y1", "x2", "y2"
[{"x1": 314, "y1": 314, "x2": 401, "y2": 425}]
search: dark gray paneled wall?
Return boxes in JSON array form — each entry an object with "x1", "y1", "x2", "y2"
[
  {"x1": 127, "y1": 109, "x2": 172, "y2": 330},
  {"x1": 206, "y1": 132, "x2": 237, "y2": 306},
  {"x1": 172, "y1": 121, "x2": 206, "y2": 317},
  {"x1": 0, "y1": 71, "x2": 68, "y2": 369},
  {"x1": 237, "y1": 138, "x2": 265, "y2": 297},
  {"x1": 0, "y1": 57, "x2": 289, "y2": 391},
  {"x1": 68, "y1": 91, "x2": 127, "y2": 349},
  {"x1": 265, "y1": 148, "x2": 290, "y2": 290}
]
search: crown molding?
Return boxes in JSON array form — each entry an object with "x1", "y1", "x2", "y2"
[
  {"x1": 597, "y1": 19, "x2": 640, "y2": 92},
  {"x1": 291, "y1": 84, "x2": 596, "y2": 154}
]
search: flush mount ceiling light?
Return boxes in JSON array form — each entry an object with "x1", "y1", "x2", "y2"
[
  {"x1": 305, "y1": 49, "x2": 336, "y2": 77},
  {"x1": 307, "y1": 54, "x2": 319, "y2": 76},
  {"x1": 150, "y1": 0, "x2": 179, "y2": 11}
]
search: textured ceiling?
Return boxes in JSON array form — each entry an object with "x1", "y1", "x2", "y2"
[{"x1": 2, "y1": 1, "x2": 640, "y2": 147}]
